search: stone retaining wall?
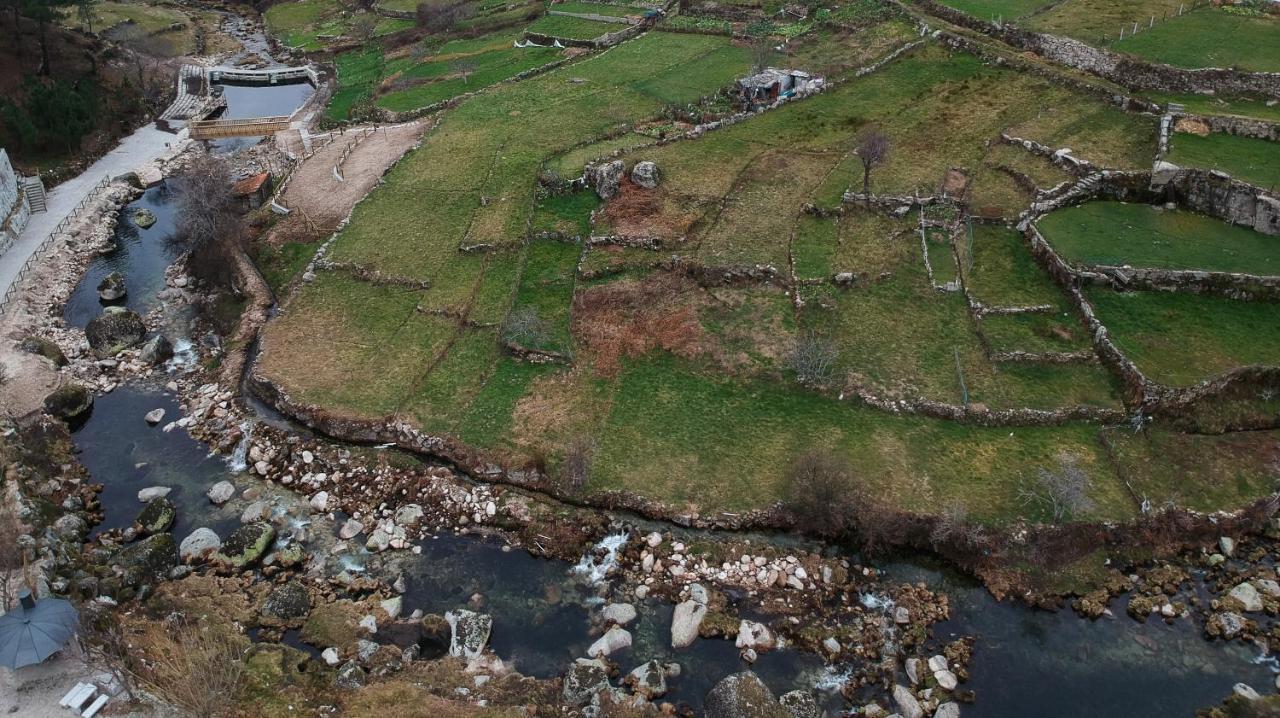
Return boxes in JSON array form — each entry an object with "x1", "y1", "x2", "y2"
[
  {"x1": 1174, "y1": 114, "x2": 1280, "y2": 143},
  {"x1": 914, "y1": 0, "x2": 1280, "y2": 98}
]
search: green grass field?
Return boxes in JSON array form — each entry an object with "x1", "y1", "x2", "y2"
[
  {"x1": 938, "y1": 0, "x2": 1052, "y2": 21},
  {"x1": 264, "y1": 0, "x2": 412, "y2": 50},
  {"x1": 1086, "y1": 288, "x2": 1280, "y2": 386},
  {"x1": 1027, "y1": 0, "x2": 1184, "y2": 43},
  {"x1": 525, "y1": 14, "x2": 620, "y2": 39},
  {"x1": 1114, "y1": 8, "x2": 1280, "y2": 72},
  {"x1": 1167, "y1": 132, "x2": 1280, "y2": 190},
  {"x1": 552, "y1": 2, "x2": 647, "y2": 17},
  {"x1": 259, "y1": 29, "x2": 1279, "y2": 527},
  {"x1": 1038, "y1": 201, "x2": 1280, "y2": 275}
]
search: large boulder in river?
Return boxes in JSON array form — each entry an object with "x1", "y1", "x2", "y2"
[
  {"x1": 135, "y1": 497, "x2": 176, "y2": 535},
  {"x1": 97, "y1": 271, "x2": 127, "y2": 301},
  {"x1": 444, "y1": 609, "x2": 492, "y2": 659},
  {"x1": 85, "y1": 307, "x2": 146, "y2": 358},
  {"x1": 563, "y1": 657, "x2": 611, "y2": 706},
  {"x1": 179, "y1": 527, "x2": 222, "y2": 563},
  {"x1": 117, "y1": 532, "x2": 178, "y2": 587},
  {"x1": 704, "y1": 672, "x2": 791, "y2": 718},
  {"x1": 671, "y1": 583, "x2": 708, "y2": 648},
  {"x1": 19, "y1": 336, "x2": 67, "y2": 367},
  {"x1": 214, "y1": 521, "x2": 276, "y2": 569},
  {"x1": 261, "y1": 580, "x2": 311, "y2": 622},
  {"x1": 132, "y1": 208, "x2": 157, "y2": 229},
  {"x1": 43, "y1": 383, "x2": 93, "y2": 421},
  {"x1": 138, "y1": 334, "x2": 173, "y2": 365}
]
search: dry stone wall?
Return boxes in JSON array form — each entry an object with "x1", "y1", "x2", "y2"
[{"x1": 914, "y1": 0, "x2": 1280, "y2": 98}]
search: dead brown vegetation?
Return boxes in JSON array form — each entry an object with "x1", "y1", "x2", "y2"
[
  {"x1": 572, "y1": 273, "x2": 705, "y2": 377},
  {"x1": 599, "y1": 179, "x2": 700, "y2": 241}
]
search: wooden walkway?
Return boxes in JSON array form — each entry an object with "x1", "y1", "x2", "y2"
[{"x1": 189, "y1": 116, "x2": 293, "y2": 139}]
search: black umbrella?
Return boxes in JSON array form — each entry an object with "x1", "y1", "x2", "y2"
[{"x1": 0, "y1": 590, "x2": 79, "y2": 669}]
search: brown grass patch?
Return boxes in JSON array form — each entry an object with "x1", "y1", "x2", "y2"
[
  {"x1": 573, "y1": 272, "x2": 706, "y2": 377},
  {"x1": 600, "y1": 179, "x2": 702, "y2": 240}
]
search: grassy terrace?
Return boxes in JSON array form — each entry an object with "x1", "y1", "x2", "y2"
[
  {"x1": 260, "y1": 31, "x2": 1278, "y2": 525},
  {"x1": 938, "y1": 0, "x2": 1051, "y2": 22},
  {"x1": 1038, "y1": 201, "x2": 1280, "y2": 275},
  {"x1": 1024, "y1": 0, "x2": 1186, "y2": 44},
  {"x1": 264, "y1": 0, "x2": 412, "y2": 50},
  {"x1": 552, "y1": 2, "x2": 648, "y2": 17},
  {"x1": 1167, "y1": 132, "x2": 1280, "y2": 190},
  {"x1": 1086, "y1": 288, "x2": 1280, "y2": 386},
  {"x1": 525, "y1": 14, "x2": 622, "y2": 39},
  {"x1": 1112, "y1": 8, "x2": 1280, "y2": 72}
]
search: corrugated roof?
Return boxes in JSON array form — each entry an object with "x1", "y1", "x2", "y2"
[{"x1": 232, "y1": 172, "x2": 270, "y2": 195}]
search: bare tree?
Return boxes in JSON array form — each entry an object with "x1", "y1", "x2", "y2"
[
  {"x1": 450, "y1": 57, "x2": 477, "y2": 85},
  {"x1": 350, "y1": 14, "x2": 378, "y2": 44},
  {"x1": 169, "y1": 154, "x2": 244, "y2": 290},
  {"x1": 409, "y1": 40, "x2": 432, "y2": 63},
  {"x1": 784, "y1": 449, "x2": 857, "y2": 536},
  {"x1": 856, "y1": 128, "x2": 890, "y2": 200},
  {"x1": 788, "y1": 331, "x2": 839, "y2": 387},
  {"x1": 745, "y1": 20, "x2": 774, "y2": 74},
  {"x1": 929, "y1": 501, "x2": 988, "y2": 550},
  {"x1": 416, "y1": 1, "x2": 473, "y2": 32},
  {"x1": 1019, "y1": 457, "x2": 1094, "y2": 524}
]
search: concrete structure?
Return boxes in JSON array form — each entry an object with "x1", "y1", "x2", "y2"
[
  {"x1": 736, "y1": 68, "x2": 822, "y2": 109},
  {"x1": 0, "y1": 149, "x2": 33, "y2": 256}
]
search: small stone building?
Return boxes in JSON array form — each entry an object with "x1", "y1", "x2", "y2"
[
  {"x1": 232, "y1": 172, "x2": 273, "y2": 210},
  {"x1": 735, "y1": 68, "x2": 822, "y2": 110}
]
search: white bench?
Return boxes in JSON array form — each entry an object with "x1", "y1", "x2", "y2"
[
  {"x1": 59, "y1": 683, "x2": 96, "y2": 711},
  {"x1": 81, "y1": 694, "x2": 109, "y2": 718}
]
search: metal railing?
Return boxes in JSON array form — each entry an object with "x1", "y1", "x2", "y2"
[{"x1": 0, "y1": 174, "x2": 112, "y2": 313}]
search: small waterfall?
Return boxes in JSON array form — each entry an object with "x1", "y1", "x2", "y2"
[
  {"x1": 814, "y1": 663, "x2": 856, "y2": 692},
  {"x1": 572, "y1": 531, "x2": 629, "y2": 584},
  {"x1": 225, "y1": 420, "x2": 254, "y2": 472},
  {"x1": 859, "y1": 591, "x2": 900, "y2": 657},
  {"x1": 167, "y1": 336, "x2": 199, "y2": 372}
]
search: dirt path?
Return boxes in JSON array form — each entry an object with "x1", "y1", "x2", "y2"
[{"x1": 267, "y1": 121, "x2": 430, "y2": 245}]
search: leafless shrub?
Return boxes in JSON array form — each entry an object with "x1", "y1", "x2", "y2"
[
  {"x1": 169, "y1": 154, "x2": 244, "y2": 290},
  {"x1": 450, "y1": 57, "x2": 477, "y2": 84},
  {"x1": 560, "y1": 436, "x2": 595, "y2": 491},
  {"x1": 77, "y1": 602, "x2": 138, "y2": 701},
  {"x1": 929, "y1": 501, "x2": 989, "y2": 550},
  {"x1": 503, "y1": 306, "x2": 550, "y2": 347},
  {"x1": 416, "y1": 1, "x2": 475, "y2": 32},
  {"x1": 1019, "y1": 456, "x2": 1094, "y2": 524},
  {"x1": 856, "y1": 128, "x2": 890, "y2": 198},
  {"x1": 788, "y1": 331, "x2": 839, "y2": 387},
  {"x1": 785, "y1": 449, "x2": 858, "y2": 536},
  {"x1": 134, "y1": 621, "x2": 248, "y2": 718},
  {"x1": 745, "y1": 21, "x2": 773, "y2": 74},
  {"x1": 350, "y1": 15, "x2": 378, "y2": 44}
]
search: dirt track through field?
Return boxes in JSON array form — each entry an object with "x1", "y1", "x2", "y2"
[{"x1": 268, "y1": 121, "x2": 430, "y2": 244}]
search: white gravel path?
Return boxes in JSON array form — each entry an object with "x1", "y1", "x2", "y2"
[{"x1": 0, "y1": 125, "x2": 188, "y2": 301}]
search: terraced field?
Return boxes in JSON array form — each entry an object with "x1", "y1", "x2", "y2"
[{"x1": 256, "y1": 12, "x2": 1280, "y2": 527}]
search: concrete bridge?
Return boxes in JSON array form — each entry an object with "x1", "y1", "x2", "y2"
[{"x1": 207, "y1": 65, "x2": 321, "y2": 86}]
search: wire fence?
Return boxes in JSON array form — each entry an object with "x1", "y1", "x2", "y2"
[{"x1": 0, "y1": 174, "x2": 112, "y2": 314}]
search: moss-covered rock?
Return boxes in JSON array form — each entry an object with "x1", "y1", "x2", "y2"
[
  {"x1": 85, "y1": 307, "x2": 146, "y2": 358},
  {"x1": 97, "y1": 271, "x2": 127, "y2": 301},
  {"x1": 43, "y1": 383, "x2": 93, "y2": 421},
  {"x1": 261, "y1": 580, "x2": 311, "y2": 622},
  {"x1": 132, "y1": 208, "x2": 157, "y2": 229},
  {"x1": 19, "y1": 336, "x2": 67, "y2": 367},
  {"x1": 704, "y1": 672, "x2": 791, "y2": 718},
  {"x1": 215, "y1": 521, "x2": 276, "y2": 570},
  {"x1": 135, "y1": 497, "x2": 176, "y2": 535},
  {"x1": 301, "y1": 602, "x2": 364, "y2": 653},
  {"x1": 116, "y1": 532, "x2": 177, "y2": 588}
]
